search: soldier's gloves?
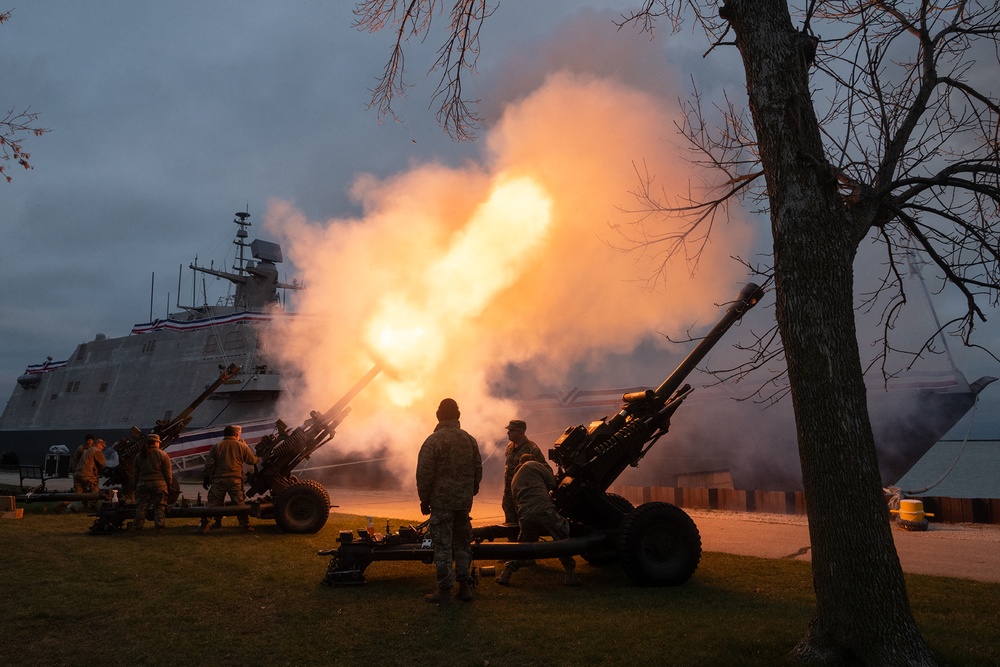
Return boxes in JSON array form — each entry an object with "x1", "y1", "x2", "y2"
[
  {"x1": 202, "y1": 477, "x2": 211, "y2": 490},
  {"x1": 420, "y1": 501, "x2": 430, "y2": 515}
]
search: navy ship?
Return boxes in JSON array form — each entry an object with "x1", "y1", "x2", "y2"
[{"x1": 0, "y1": 212, "x2": 301, "y2": 466}]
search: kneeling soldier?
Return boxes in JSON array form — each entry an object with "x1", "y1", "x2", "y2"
[{"x1": 496, "y1": 454, "x2": 580, "y2": 587}]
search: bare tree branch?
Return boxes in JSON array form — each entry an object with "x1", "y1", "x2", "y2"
[
  {"x1": 354, "y1": 0, "x2": 492, "y2": 140},
  {"x1": 616, "y1": 1, "x2": 1000, "y2": 389},
  {"x1": 1, "y1": 11, "x2": 50, "y2": 183}
]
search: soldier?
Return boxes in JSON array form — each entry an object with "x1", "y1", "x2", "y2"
[
  {"x1": 58, "y1": 433, "x2": 96, "y2": 512},
  {"x1": 501, "y1": 419, "x2": 544, "y2": 524},
  {"x1": 495, "y1": 453, "x2": 581, "y2": 587},
  {"x1": 416, "y1": 398, "x2": 482, "y2": 604},
  {"x1": 73, "y1": 438, "x2": 107, "y2": 510},
  {"x1": 132, "y1": 433, "x2": 172, "y2": 533},
  {"x1": 69, "y1": 433, "x2": 96, "y2": 471},
  {"x1": 201, "y1": 425, "x2": 260, "y2": 533}
]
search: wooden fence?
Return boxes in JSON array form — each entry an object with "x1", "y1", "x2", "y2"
[{"x1": 610, "y1": 485, "x2": 1000, "y2": 524}]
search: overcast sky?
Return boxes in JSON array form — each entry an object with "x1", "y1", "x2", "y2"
[{"x1": 3, "y1": 1, "x2": 999, "y2": 444}]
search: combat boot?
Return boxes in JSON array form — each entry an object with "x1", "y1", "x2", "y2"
[
  {"x1": 200, "y1": 521, "x2": 211, "y2": 535},
  {"x1": 564, "y1": 570, "x2": 582, "y2": 587},
  {"x1": 456, "y1": 580, "x2": 474, "y2": 602},
  {"x1": 495, "y1": 565, "x2": 514, "y2": 586},
  {"x1": 424, "y1": 588, "x2": 451, "y2": 604}
]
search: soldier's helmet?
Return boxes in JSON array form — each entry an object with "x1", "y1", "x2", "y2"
[
  {"x1": 224, "y1": 425, "x2": 242, "y2": 438},
  {"x1": 518, "y1": 453, "x2": 535, "y2": 466},
  {"x1": 146, "y1": 433, "x2": 161, "y2": 446}
]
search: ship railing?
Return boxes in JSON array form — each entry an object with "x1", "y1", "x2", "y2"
[{"x1": 169, "y1": 451, "x2": 211, "y2": 476}]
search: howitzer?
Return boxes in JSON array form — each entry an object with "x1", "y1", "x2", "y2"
[
  {"x1": 243, "y1": 363, "x2": 383, "y2": 533},
  {"x1": 104, "y1": 362, "x2": 242, "y2": 498},
  {"x1": 321, "y1": 283, "x2": 764, "y2": 587},
  {"x1": 549, "y1": 282, "x2": 766, "y2": 529},
  {"x1": 89, "y1": 364, "x2": 382, "y2": 535}
]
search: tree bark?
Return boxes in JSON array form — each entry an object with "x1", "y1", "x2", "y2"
[{"x1": 721, "y1": 1, "x2": 936, "y2": 664}]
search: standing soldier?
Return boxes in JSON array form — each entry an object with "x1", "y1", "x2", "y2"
[
  {"x1": 501, "y1": 420, "x2": 544, "y2": 524},
  {"x1": 58, "y1": 433, "x2": 95, "y2": 512},
  {"x1": 74, "y1": 438, "x2": 107, "y2": 510},
  {"x1": 201, "y1": 425, "x2": 260, "y2": 533},
  {"x1": 496, "y1": 453, "x2": 581, "y2": 587},
  {"x1": 416, "y1": 398, "x2": 482, "y2": 604},
  {"x1": 132, "y1": 434, "x2": 172, "y2": 533}
]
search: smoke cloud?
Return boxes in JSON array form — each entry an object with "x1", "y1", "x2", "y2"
[{"x1": 261, "y1": 72, "x2": 756, "y2": 488}]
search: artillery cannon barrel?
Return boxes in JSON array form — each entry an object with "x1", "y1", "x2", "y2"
[
  {"x1": 182, "y1": 362, "x2": 241, "y2": 415},
  {"x1": 246, "y1": 363, "x2": 383, "y2": 499},
  {"x1": 652, "y1": 282, "x2": 764, "y2": 400},
  {"x1": 315, "y1": 364, "x2": 382, "y2": 424},
  {"x1": 116, "y1": 363, "x2": 242, "y2": 459},
  {"x1": 153, "y1": 362, "x2": 242, "y2": 436}
]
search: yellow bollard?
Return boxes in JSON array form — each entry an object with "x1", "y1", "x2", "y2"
[
  {"x1": 890, "y1": 498, "x2": 935, "y2": 529},
  {"x1": 899, "y1": 499, "x2": 925, "y2": 521}
]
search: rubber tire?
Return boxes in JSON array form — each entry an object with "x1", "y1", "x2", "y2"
[
  {"x1": 582, "y1": 493, "x2": 636, "y2": 566},
  {"x1": 897, "y1": 517, "x2": 929, "y2": 532},
  {"x1": 606, "y1": 493, "x2": 635, "y2": 513},
  {"x1": 617, "y1": 502, "x2": 701, "y2": 586},
  {"x1": 274, "y1": 479, "x2": 330, "y2": 533}
]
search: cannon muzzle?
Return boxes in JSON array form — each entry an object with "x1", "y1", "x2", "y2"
[{"x1": 653, "y1": 282, "x2": 764, "y2": 400}]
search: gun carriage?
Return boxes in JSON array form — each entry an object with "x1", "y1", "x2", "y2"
[{"x1": 321, "y1": 283, "x2": 764, "y2": 587}]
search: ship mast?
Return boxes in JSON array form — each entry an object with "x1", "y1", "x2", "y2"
[
  {"x1": 233, "y1": 210, "x2": 251, "y2": 277},
  {"x1": 182, "y1": 210, "x2": 303, "y2": 315}
]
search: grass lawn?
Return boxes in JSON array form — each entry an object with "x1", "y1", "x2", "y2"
[{"x1": 1, "y1": 502, "x2": 996, "y2": 666}]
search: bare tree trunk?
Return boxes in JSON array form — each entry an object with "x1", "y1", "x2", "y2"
[{"x1": 722, "y1": 1, "x2": 935, "y2": 664}]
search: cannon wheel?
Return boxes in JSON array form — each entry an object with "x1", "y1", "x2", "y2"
[
  {"x1": 582, "y1": 493, "x2": 635, "y2": 566},
  {"x1": 274, "y1": 480, "x2": 330, "y2": 533},
  {"x1": 617, "y1": 502, "x2": 701, "y2": 586}
]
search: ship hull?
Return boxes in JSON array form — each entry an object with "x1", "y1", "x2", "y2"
[{"x1": 0, "y1": 317, "x2": 286, "y2": 466}]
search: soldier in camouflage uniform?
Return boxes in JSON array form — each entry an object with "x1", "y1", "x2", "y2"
[
  {"x1": 501, "y1": 419, "x2": 545, "y2": 524},
  {"x1": 69, "y1": 434, "x2": 95, "y2": 472},
  {"x1": 496, "y1": 453, "x2": 581, "y2": 587},
  {"x1": 132, "y1": 434, "x2": 172, "y2": 533},
  {"x1": 57, "y1": 434, "x2": 96, "y2": 513},
  {"x1": 201, "y1": 424, "x2": 260, "y2": 533},
  {"x1": 74, "y1": 439, "x2": 107, "y2": 509},
  {"x1": 416, "y1": 398, "x2": 482, "y2": 604}
]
